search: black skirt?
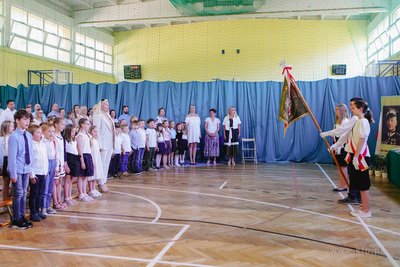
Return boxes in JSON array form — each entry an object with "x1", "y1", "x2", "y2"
[
  {"x1": 171, "y1": 139, "x2": 177, "y2": 152},
  {"x1": 335, "y1": 148, "x2": 348, "y2": 167},
  {"x1": 348, "y1": 154, "x2": 370, "y2": 191},
  {"x1": 66, "y1": 153, "x2": 81, "y2": 177}
]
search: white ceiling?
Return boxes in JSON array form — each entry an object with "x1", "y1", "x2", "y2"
[{"x1": 36, "y1": 0, "x2": 389, "y2": 31}]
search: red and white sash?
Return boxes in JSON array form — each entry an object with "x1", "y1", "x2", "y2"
[{"x1": 345, "y1": 139, "x2": 368, "y2": 171}]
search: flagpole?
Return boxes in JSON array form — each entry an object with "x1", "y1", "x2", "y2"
[{"x1": 290, "y1": 77, "x2": 350, "y2": 189}]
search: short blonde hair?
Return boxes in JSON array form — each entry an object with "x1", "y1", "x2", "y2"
[{"x1": 41, "y1": 122, "x2": 55, "y2": 131}]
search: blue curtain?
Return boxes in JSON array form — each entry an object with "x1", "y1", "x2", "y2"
[{"x1": 1, "y1": 76, "x2": 400, "y2": 163}]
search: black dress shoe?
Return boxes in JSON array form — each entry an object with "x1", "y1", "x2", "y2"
[{"x1": 333, "y1": 188, "x2": 348, "y2": 192}]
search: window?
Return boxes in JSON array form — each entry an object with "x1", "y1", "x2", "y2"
[
  {"x1": 11, "y1": 6, "x2": 27, "y2": 24},
  {"x1": 76, "y1": 55, "x2": 85, "y2": 66},
  {"x1": 76, "y1": 32, "x2": 85, "y2": 44},
  {"x1": 75, "y1": 44, "x2": 85, "y2": 54},
  {"x1": 85, "y1": 57, "x2": 94, "y2": 69},
  {"x1": 393, "y1": 37, "x2": 400, "y2": 54},
  {"x1": 58, "y1": 25, "x2": 70, "y2": 39},
  {"x1": 7, "y1": 5, "x2": 113, "y2": 74},
  {"x1": 76, "y1": 32, "x2": 113, "y2": 73},
  {"x1": 60, "y1": 38, "x2": 71, "y2": 50},
  {"x1": 12, "y1": 21, "x2": 29, "y2": 37},
  {"x1": 96, "y1": 40, "x2": 104, "y2": 52},
  {"x1": 46, "y1": 33, "x2": 59, "y2": 47},
  {"x1": 10, "y1": 36, "x2": 26, "y2": 52},
  {"x1": 86, "y1": 47, "x2": 95, "y2": 58},
  {"x1": 28, "y1": 41, "x2": 43, "y2": 56},
  {"x1": 29, "y1": 14, "x2": 43, "y2": 29},
  {"x1": 44, "y1": 20, "x2": 57, "y2": 35},
  {"x1": 86, "y1": 36, "x2": 94, "y2": 48},
  {"x1": 58, "y1": 49, "x2": 70, "y2": 63},
  {"x1": 30, "y1": 28, "x2": 44, "y2": 42},
  {"x1": 95, "y1": 61, "x2": 104, "y2": 72},
  {"x1": 44, "y1": 45, "x2": 57, "y2": 60}
]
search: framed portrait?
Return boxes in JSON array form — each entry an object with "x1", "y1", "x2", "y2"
[{"x1": 378, "y1": 96, "x2": 400, "y2": 155}]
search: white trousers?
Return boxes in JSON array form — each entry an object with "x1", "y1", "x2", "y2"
[{"x1": 99, "y1": 149, "x2": 113, "y2": 185}]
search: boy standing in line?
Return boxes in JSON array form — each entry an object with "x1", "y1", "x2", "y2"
[{"x1": 8, "y1": 109, "x2": 34, "y2": 229}]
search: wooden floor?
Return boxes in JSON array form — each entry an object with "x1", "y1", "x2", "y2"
[{"x1": 0, "y1": 163, "x2": 400, "y2": 267}]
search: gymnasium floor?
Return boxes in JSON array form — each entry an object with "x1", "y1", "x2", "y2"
[{"x1": 0, "y1": 163, "x2": 399, "y2": 266}]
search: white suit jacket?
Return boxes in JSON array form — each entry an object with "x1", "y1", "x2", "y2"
[{"x1": 93, "y1": 112, "x2": 115, "y2": 151}]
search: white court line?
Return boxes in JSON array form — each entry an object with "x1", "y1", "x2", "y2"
[
  {"x1": 0, "y1": 244, "x2": 215, "y2": 267},
  {"x1": 108, "y1": 184, "x2": 400, "y2": 237},
  {"x1": 219, "y1": 181, "x2": 227, "y2": 189},
  {"x1": 48, "y1": 214, "x2": 187, "y2": 227},
  {"x1": 147, "y1": 225, "x2": 190, "y2": 267},
  {"x1": 317, "y1": 163, "x2": 399, "y2": 267},
  {"x1": 316, "y1": 163, "x2": 347, "y2": 199},
  {"x1": 112, "y1": 191, "x2": 162, "y2": 223}
]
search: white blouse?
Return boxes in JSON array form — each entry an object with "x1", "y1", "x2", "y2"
[{"x1": 205, "y1": 117, "x2": 220, "y2": 134}]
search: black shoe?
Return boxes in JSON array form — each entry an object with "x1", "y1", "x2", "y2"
[
  {"x1": 338, "y1": 197, "x2": 358, "y2": 205},
  {"x1": 38, "y1": 212, "x2": 47, "y2": 219},
  {"x1": 333, "y1": 188, "x2": 348, "y2": 192},
  {"x1": 357, "y1": 198, "x2": 363, "y2": 203},
  {"x1": 11, "y1": 218, "x2": 28, "y2": 230},
  {"x1": 22, "y1": 217, "x2": 33, "y2": 228},
  {"x1": 30, "y1": 213, "x2": 42, "y2": 222}
]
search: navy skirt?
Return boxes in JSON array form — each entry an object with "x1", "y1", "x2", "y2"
[
  {"x1": 66, "y1": 153, "x2": 81, "y2": 177},
  {"x1": 79, "y1": 153, "x2": 94, "y2": 177}
]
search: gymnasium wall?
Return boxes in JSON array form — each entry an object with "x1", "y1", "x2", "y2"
[
  {"x1": 113, "y1": 19, "x2": 368, "y2": 82},
  {"x1": 0, "y1": 47, "x2": 115, "y2": 87}
]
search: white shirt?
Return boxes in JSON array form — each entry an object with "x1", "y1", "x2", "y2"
[
  {"x1": 326, "y1": 116, "x2": 358, "y2": 137},
  {"x1": 223, "y1": 116, "x2": 241, "y2": 130},
  {"x1": 32, "y1": 140, "x2": 49, "y2": 175},
  {"x1": 43, "y1": 137, "x2": 57, "y2": 160},
  {"x1": 66, "y1": 140, "x2": 78, "y2": 155},
  {"x1": 205, "y1": 117, "x2": 220, "y2": 134},
  {"x1": 121, "y1": 133, "x2": 131, "y2": 152},
  {"x1": 114, "y1": 135, "x2": 122, "y2": 154},
  {"x1": 77, "y1": 132, "x2": 92, "y2": 154},
  {"x1": 137, "y1": 128, "x2": 146, "y2": 148},
  {"x1": 344, "y1": 118, "x2": 370, "y2": 157},
  {"x1": 146, "y1": 128, "x2": 157, "y2": 148},
  {"x1": 0, "y1": 108, "x2": 16, "y2": 125},
  {"x1": 0, "y1": 136, "x2": 10, "y2": 156},
  {"x1": 157, "y1": 133, "x2": 164, "y2": 142},
  {"x1": 54, "y1": 134, "x2": 65, "y2": 167}
]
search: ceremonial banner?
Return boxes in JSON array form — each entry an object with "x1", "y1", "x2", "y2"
[
  {"x1": 279, "y1": 66, "x2": 308, "y2": 137},
  {"x1": 378, "y1": 95, "x2": 400, "y2": 155}
]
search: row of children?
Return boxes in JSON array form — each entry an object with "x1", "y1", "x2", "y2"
[
  {"x1": 0, "y1": 109, "x2": 109, "y2": 229},
  {"x1": 110, "y1": 119, "x2": 189, "y2": 177}
]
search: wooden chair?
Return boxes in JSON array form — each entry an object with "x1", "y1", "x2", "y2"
[{"x1": 242, "y1": 138, "x2": 257, "y2": 164}]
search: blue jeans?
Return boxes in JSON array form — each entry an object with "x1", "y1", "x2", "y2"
[
  {"x1": 130, "y1": 149, "x2": 138, "y2": 173},
  {"x1": 12, "y1": 173, "x2": 30, "y2": 220},
  {"x1": 120, "y1": 153, "x2": 129, "y2": 173},
  {"x1": 110, "y1": 153, "x2": 121, "y2": 175},
  {"x1": 29, "y1": 175, "x2": 45, "y2": 215},
  {"x1": 135, "y1": 148, "x2": 145, "y2": 172},
  {"x1": 43, "y1": 159, "x2": 57, "y2": 209}
]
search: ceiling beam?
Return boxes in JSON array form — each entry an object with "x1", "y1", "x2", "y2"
[
  {"x1": 78, "y1": 0, "x2": 94, "y2": 9},
  {"x1": 76, "y1": 6, "x2": 388, "y2": 28}
]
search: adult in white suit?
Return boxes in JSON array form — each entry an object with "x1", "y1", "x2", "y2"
[{"x1": 93, "y1": 99, "x2": 115, "y2": 193}]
